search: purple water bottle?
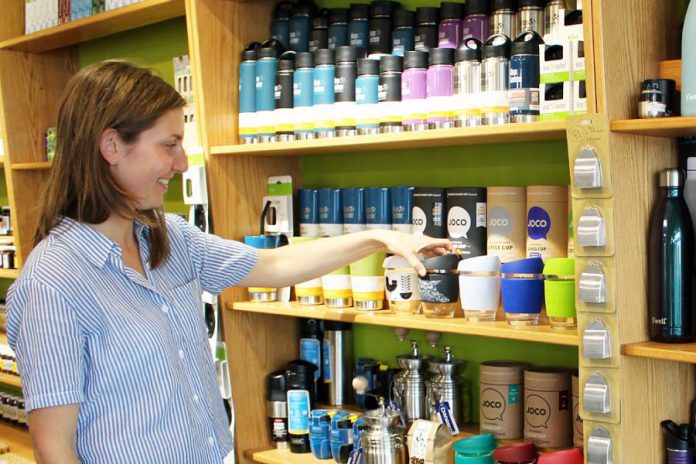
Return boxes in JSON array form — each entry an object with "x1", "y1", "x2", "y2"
[
  {"x1": 401, "y1": 50, "x2": 428, "y2": 131},
  {"x1": 426, "y1": 48, "x2": 455, "y2": 129},
  {"x1": 438, "y1": 2, "x2": 465, "y2": 49},
  {"x1": 662, "y1": 420, "x2": 694, "y2": 464},
  {"x1": 462, "y1": 0, "x2": 490, "y2": 43}
]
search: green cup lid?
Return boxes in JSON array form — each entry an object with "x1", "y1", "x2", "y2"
[
  {"x1": 543, "y1": 257, "x2": 575, "y2": 277},
  {"x1": 453, "y1": 433, "x2": 496, "y2": 455}
]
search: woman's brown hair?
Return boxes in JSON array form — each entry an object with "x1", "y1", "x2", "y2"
[{"x1": 35, "y1": 59, "x2": 186, "y2": 268}]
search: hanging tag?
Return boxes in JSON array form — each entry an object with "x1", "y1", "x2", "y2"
[
  {"x1": 436, "y1": 401, "x2": 460, "y2": 435},
  {"x1": 347, "y1": 447, "x2": 363, "y2": 464}
]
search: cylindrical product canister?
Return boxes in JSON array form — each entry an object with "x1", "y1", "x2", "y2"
[
  {"x1": 289, "y1": 3, "x2": 314, "y2": 53},
  {"x1": 322, "y1": 321, "x2": 354, "y2": 405},
  {"x1": 328, "y1": 8, "x2": 349, "y2": 49},
  {"x1": 365, "y1": 187, "x2": 392, "y2": 229},
  {"x1": 350, "y1": 252, "x2": 387, "y2": 310},
  {"x1": 524, "y1": 367, "x2": 573, "y2": 449},
  {"x1": 500, "y1": 257, "x2": 545, "y2": 326},
  {"x1": 447, "y1": 187, "x2": 487, "y2": 258},
  {"x1": 543, "y1": 258, "x2": 576, "y2": 328},
  {"x1": 526, "y1": 186, "x2": 568, "y2": 261},
  {"x1": 309, "y1": 409, "x2": 333, "y2": 459},
  {"x1": 462, "y1": 0, "x2": 490, "y2": 43},
  {"x1": 401, "y1": 51, "x2": 428, "y2": 130},
  {"x1": 349, "y1": 3, "x2": 370, "y2": 49},
  {"x1": 267, "y1": 370, "x2": 289, "y2": 449},
  {"x1": 356, "y1": 58, "x2": 381, "y2": 134},
  {"x1": 571, "y1": 373, "x2": 583, "y2": 448},
  {"x1": 291, "y1": 237, "x2": 324, "y2": 305},
  {"x1": 487, "y1": 187, "x2": 527, "y2": 262},
  {"x1": 420, "y1": 254, "x2": 461, "y2": 318},
  {"x1": 310, "y1": 11, "x2": 329, "y2": 53},
  {"x1": 384, "y1": 255, "x2": 421, "y2": 315},
  {"x1": 300, "y1": 189, "x2": 320, "y2": 237},
  {"x1": 493, "y1": 442, "x2": 539, "y2": 464},
  {"x1": 322, "y1": 266, "x2": 353, "y2": 308},
  {"x1": 294, "y1": 52, "x2": 316, "y2": 139},
  {"x1": 414, "y1": 6, "x2": 439, "y2": 52},
  {"x1": 342, "y1": 188, "x2": 366, "y2": 233},
  {"x1": 369, "y1": 1, "x2": 399, "y2": 57},
  {"x1": 426, "y1": 48, "x2": 456, "y2": 129},
  {"x1": 392, "y1": 9, "x2": 415, "y2": 57},
  {"x1": 412, "y1": 187, "x2": 446, "y2": 238},
  {"x1": 454, "y1": 37, "x2": 483, "y2": 127},
  {"x1": 271, "y1": 2, "x2": 292, "y2": 50},
  {"x1": 458, "y1": 255, "x2": 501, "y2": 322},
  {"x1": 479, "y1": 361, "x2": 528, "y2": 440},
  {"x1": 335, "y1": 46, "x2": 359, "y2": 136},
  {"x1": 313, "y1": 49, "x2": 337, "y2": 138},
  {"x1": 490, "y1": 0, "x2": 518, "y2": 39},
  {"x1": 509, "y1": 31, "x2": 543, "y2": 123},
  {"x1": 318, "y1": 187, "x2": 343, "y2": 237},
  {"x1": 438, "y1": 2, "x2": 465, "y2": 49},
  {"x1": 518, "y1": 0, "x2": 545, "y2": 36},
  {"x1": 378, "y1": 55, "x2": 404, "y2": 132},
  {"x1": 390, "y1": 186, "x2": 414, "y2": 232}
]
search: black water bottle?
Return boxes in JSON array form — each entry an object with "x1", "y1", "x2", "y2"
[{"x1": 649, "y1": 168, "x2": 696, "y2": 343}]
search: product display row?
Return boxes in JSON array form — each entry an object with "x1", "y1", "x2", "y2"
[
  {"x1": 0, "y1": 392, "x2": 26, "y2": 428},
  {"x1": 24, "y1": 0, "x2": 147, "y2": 33},
  {"x1": 0, "y1": 344, "x2": 18, "y2": 377}
]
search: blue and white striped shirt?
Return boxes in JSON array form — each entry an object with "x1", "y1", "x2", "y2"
[{"x1": 6, "y1": 214, "x2": 258, "y2": 464}]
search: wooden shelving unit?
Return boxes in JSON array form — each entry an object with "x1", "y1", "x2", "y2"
[
  {"x1": 211, "y1": 121, "x2": 567, "y2": 157},
  {"x1": 0, "y1": 422, "x2": 33, "y2": 461},
  {"x1": 611, "y1": 116, "x2": 696, "y2": 138},
  {"x1": 11, "y1": 162, "x2": 52, "y2": 171},
  {"x1": 621, "y1": 341, "x2": 696, "y2": 363},
  {"x1": 0, "y1": 0, "x2": 185, "y2": 53},
  {"x1": 0, "y1": 372, "x2": 20, "y2": 389},
  {"x1": 231, "y1": 302, "x2": 579, "y2": 347},
  {"x1": 0, "y1": 268, "x2": 19, "y2": 279}
]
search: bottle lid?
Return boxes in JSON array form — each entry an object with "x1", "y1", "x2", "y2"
[
  {"x1": 286, "y1": 359, "x2": 318, "y2": 375},
  {"x1": 493, "y1": 442, "x2": 539, "y2": 462},
  {"x1": 415, "y1": 6, "x2": 440, "y2": 25},
  {"x1": 500, "y1": 257, "x2": 544, "y2": 275},
  {"x1": 491, "y1": 0, "x2": 518, "y2": 11},
  {"x1": 380, "y1": 54, "x2": 403, "y2": 73},
  {"x1": 262, "y1": 38, "x2": 287, "y2": 56},
  {"x1": 291, "y1": 2, "x2": 316, "y2": 18},
  {"x1": 393, "y1": 9, "x2": 415, "y2": 28},
  {"x1": 329, "y1": 8, "x2": 349, "y2": 25},
  {"x1": 511, "y1": 30, "x2": 544, "y2": 56},
  {"x1": 453, "y1": 433, "x2": 497, "y2": 455},
  {"x1": 273, "y1": 1, "x2": 293, "y2": 20},
  {"x1": 350, "y1": 3, "x2": 370, "y2": 21},
  {"x1": 660, "y1": 168, "x2": 682, "y2": 188},
  {"x1": 404, "y1": 50, "x2": 428, "y2": 69},
  {"x1": 428, "y1": 47, "x2": 454, "y2": 66},
  {"x1": 455, "y1": 37, "x2": 482, "y2": 62},
  {"x1": 296, "y1": 51, "x2": 314, "y2": 68},
  {"x1": 336, "y1": 45, "x2": 358, "y2": 63},
  {"x1": 259, "y1": 47, "x2": 280, "y2": 59},
  {"x1": 321, "y1": 321, "x2": 352, "y2": 331},
  {"x1": 465, "y1": 0, "x2": 489, "y2": 16},
  {"x1": 278, "y1": 51, "x2": 296, "y2": 71},
  {"x1": 661, "y1": 420, "x2": 696, "y2": 452},
  {"x1": 458, "y1": 255, "x2": 501, "y2": 273},
  {"x1": 440, "y1": 2, "x2": 464, "y2": 20},
  {"x1": 313, "y1": 10, "x2": 329, "y2": 29},
  {"x1": 641, "y1": 78, "x2": 676, "y2": 95},
  {"x1": 423, "y1": 253, "x2": 460, "y2": 271},
  {"x1": 301, "y1": 318, "x2": 321, "y2": 338},
  {"x1": 242, "y1": 42, "x2": 260, "y2": 61},
  {"x1": 314, "y1": 48, "x2": 335, "y2": 66},
  {"x1": 519, "y1": 0, "x2": 544, "y2": 7},
  {"x1": 482, "y1": 34, "x2": 512, "y2": 59},
  {"x1": 357, "y1": 58, "x2": 380, "y2": 75},
  {"x1": 542, "y1": 257, "x2": 575, "y2": 277},
  {"x1": 267, "y1": 370, "x2": 287, "y2": 402},
  {"x1": 538, "y1": 448, "x2": 583, "y2": 464},
  {"x1": 371, "y1": 1, "x2": 400, "y2": 18}
]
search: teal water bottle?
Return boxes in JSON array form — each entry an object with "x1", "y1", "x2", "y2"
[{"x1": 682, "y1": 0, "x2": 696, "y2": 116}]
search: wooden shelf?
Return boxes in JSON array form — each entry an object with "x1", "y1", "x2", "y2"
[
  {"x1": 0, "y1": 268, "x2": 19, "y2": 279},
  {"x1": 0, "y1": 333, "x2": 6, "y2": 345},
  {"x1": 610, "y1": 116, "x2": 696, "y2": 138},
  {"x1": 0, "y1": 0, "x2": 185, "y2": 53},
  {"x1": 621, "y1": 341, "x2": 696, "y2": 363},
  {"x1": 230, "y1": 302, "x2": 579, "y2": 346},
  {"x1": 211, "y1": 121, "x2": 568, "y2": 157},
  {"x1": 0, "y1": 422, "x2": 32, "y2": 461},
  {"x1": 0, "y1": 372, "x2": 20, "y2": 388},
  {"x1": 11, "y1": 162, "x2": 52, "y2": 171}
]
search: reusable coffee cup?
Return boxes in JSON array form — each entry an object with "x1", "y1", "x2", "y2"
[
  {"x1": 500, "y1": 257, "x2": 545, "y2": 326},
  {"x1": 300, "y1": 189, "x2": 320, "y2": 237},
  {"x1": 487, "y1": 187, "x2": 527, "y2": 263},
  {"x1": 413, "y1": 187, "x2": 446, "y2": 238},
  {"x1": 447, "y1": 187, "x2": 487, "y2": 258},
  {"x1": 526, "y1": 186, "x2": 568, "y2": 261},
  {"x1": 350, "y1": 252, "x2": 387, "y2": 310},
  {"x1": 458, "y1": 255, "x2": 501, "y2": 322},
  {"x1": 290, "y1": 237, "x2": 324, "y2": 305},
  {"x1": 420, "y1": 254, "x2": 461, "y2": 318},
  {"x1": 524, "y1": 367, "x2": 572, "y2": 449},
  {"x1": 493, "y1": 442, "x2": 539, "y2": 464},
  {"x1": 383, "y1": 255, "x2": 421, "y2": 315},
  {"x1": 318, "y1": 188, "x2": 343, "y2": 237},
  {"x1": 453, "y1": 433, "x2": 496, "y2": 464},
  {"x1": 543, "y1": 258, "x2": 576, "y2": 328},
  {"x1": 390, "y1": 186, "x2": 414, "y2": 233},
  {"x1": 322, "y1": 265, "x2": 353, "y2": 308},
  {"x1": 365, "y1": 187, "x2": 392, "y2": 230},
  {"x1": 244, "y1": 235, "x2": 282, "y2": 301},
  {"x1": 479, "y1": 361, "x2": 528, "y2": 440},
  {"x1": 537, "y1": 448, "x2": 583, "y2": 464},
  {"x1": 342, "y1": 188, "x2": 366, "y2": 233}
]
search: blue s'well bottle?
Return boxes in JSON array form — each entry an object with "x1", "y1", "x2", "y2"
[
  {"x1": 271, "y1": 1, "x2": 293, "y2": 50},
  {"x1": 239, "y1": 42, "x2": 260, "y2": 144},
  {"x1": 289, "y1": 1, "x2": 316, "y2": 53},
  {"x1": 348, "y1": 3, "x2": 370, "y2": 49},
  {"x1": 294, "y1": 52, "x2": 315, "y2": 140},
  {"x1": 313, "y1": 49, "x2": 336, "y2": 138},
  {"x1": 355, "y1": 58, "x2": 380, "y2": 135}
]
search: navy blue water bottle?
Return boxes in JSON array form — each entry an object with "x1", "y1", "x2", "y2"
[
  {"x1": 369, "y1": 1, "x2": 401, "y2": 58},
  {"x1": 294, "y1": 52, "x2": 315, "y2": 140},
  {"x1": 392, "y1": 9, "x2": 415, "y2": 57},
  {"x1": 509, "y1": 31, "x2": 543, "y2": 122},
  {"x1": 349, "y1": 3, "x2": 370, "y2": 48},
  {"x1": 290, "y1": 2, "x2": 316, "y2": 53},
  {"x1": 355, "y1": 58, "x2": 380, "y2": 134},
  {"x1": 328, "y1": 8, "x2": 349, "y2": 49},
  {"x1": 313, "y1": 49, "x2": 336, "y2": 138},
  {"x1": 239, "y1": 42, "x2": 260, "y2": 144},
  {"x1": 271, "y1": 1, "x2": 293, "y2": 50},
  {"x1": 310, "y1": 10, "x2": 329, "y2": 53}
]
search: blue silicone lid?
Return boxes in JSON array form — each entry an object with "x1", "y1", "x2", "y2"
[{"x1": 500, "y1": 257, "x2": 544, "y2": 274}]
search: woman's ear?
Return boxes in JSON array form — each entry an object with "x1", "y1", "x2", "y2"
[{"x1": 99, "y1": 128, "x2": 122, "y2": 166}]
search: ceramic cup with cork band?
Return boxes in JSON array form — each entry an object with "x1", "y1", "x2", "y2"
[
  {"x1": 419, "y1": 254, "x2": 461, "y2": 318},
  {"x1": 479, "y1": 361, "x2": 529, "y2": 440},
  {"x1": 383, "y1": 255, "x2": 422, "y2": 315},
  {"x1": 487, "y1": 187, "x2": 527, "y2": 263},
  {"x1": 543, "y1": 257, "x2": 577, "y2": 328},
  {"x1": 289, "y1": 237, "x2": 324, "y2": 305},
  {"x1": 458, "y1": 255, "x2": 501, "y2": 322},
  {"x1": 524, "y1": 367, "x2": 573, "y2": 449},
  {"x1": 500, "y1": 257, "x2": 545, "y2": 326},
  {"x1": 349, "y1": 252, "x2": 387, "y2": 310},
  {"x1": 526, "y1": 186, "x2": 568, "y2": 261},
  {"x1": 572, "y1": 372, "x2": 583, "y2": 448}
]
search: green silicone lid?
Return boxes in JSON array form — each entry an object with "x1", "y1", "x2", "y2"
[
  {"x1": 453, "y1": 433, "x2": 497, "y2": 455},
  {"x1": 543, "y1": 257, "x2": 575, "y2": 277}
]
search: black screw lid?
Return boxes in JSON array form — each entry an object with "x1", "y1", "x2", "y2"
[
  {"x1": 519, "y1": 0, "x2": 544, "y2": 7},
  {"x1": 465, "y1": 0, "x2": 490, "y2": 16},
  {"x1": 329, "y1": 8, "x2": 349, "y2": 25},
  {"x1": 380, "y1": 54, "x2": 403, "y2": 73},
  {"x1": 267, "y1": 370, "x2": 287, "y2": 402},
  {"x1": 278, "y1": 51, "x2": 296, "y2": 71},
  {"x1": 455, "y1": 37, "x2": 483, "y2": 62},
  {"x1": 241, "y1": 41, "x2": 261, "y2": 61},
  {"x1": 393, "y1": 9, "x2": 415, "y2": 28},
  {"x1": 482, "y1": 34, "x2": 511, "y2": 59},
  {"x1": 291, "y1": 1, "x2": 316, "y2": 18},
  {"x1": 491, "y1": 0, "x2": 517, "y2": 11},
  {"x1": 357, "y1": 58, "x2": 380, "y2": 75},
  {"x1": 336, "y1": 45, "x2": 358, "y2": 63},
  {"x1": 313, "y1": 9, "x2": 329, "y2": 29},
  {"x1": 296, "y1": 51, "x2": 314, "y2": 68},
  {"x1": 371, "y1": 0, "x2": 401, "y2": 18},
  {"x1": 273, "y1": 1, "x2": 293, "y2": 20},
  {"x1": 404, "y1": 50, "x2": 428, "y2": 69},
  {"x1": 314, "y1": 48, "x2": 335, "y2": 66},
  {"x1": 440, "y1": 2, "x2": 464, "y2": 20},
  {"x1": 350, "y1": 3, "x2": 370, "y2": 21},
  {"x1": 262, "y1": 38, "x2": 287, "y2": 56},
  {"x1": 259, "y1": 46, "x2": 280, "y2": 59},
  {"x1": 415, "y1": 6, "x2": 439, "y2": 25},
  {"x1": 301, "y1": 318, "x2": 322, "y2": 338},
  {"x1": 661, "y1": 421, "x2": 695, "y2": 452},
  {"x1": 511, "y1": 30, "x2": 544, "y2": 56},
  {"x1": 428, "y1": 47, "x2": 455, "y2": 66}
]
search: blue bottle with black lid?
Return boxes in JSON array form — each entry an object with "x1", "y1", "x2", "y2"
[
  {"x1": 271, "y1": 1, "x2": 293, "y2": 50},
  {"x1": 310, "y1": 10, "x2": 329, "y2": 53},
  {"x1": 369, "y1": 1, "x2": 401, "y2": 58},
  {"x1": 289, "y1": 1, "x2": 316, "y2": 53},
  {"x1": 392, "y1": 9, "x2": 415, "y2": 57},
  {"x1": 313, "y1": 48, "x2": 337, "y2": 138},
  {"x1": 509, "y1": 30, "x2": 544, "y2": 123},
  {"x1": 294, "y1": 52, "x2": 315, "y2": 140},
  {"x1": 349, "y1": 3, "x2": 370, "y2": 48},
  {"x1": 328, "y1": 8, "x2": 349, "y2": 49},
  {"x1": 239, "y1": 42, "x2": 260, "y2": 144}
]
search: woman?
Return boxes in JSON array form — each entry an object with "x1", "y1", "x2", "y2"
[{"x1": 5, "y1": 60, "x2": 451, "y2": 464}]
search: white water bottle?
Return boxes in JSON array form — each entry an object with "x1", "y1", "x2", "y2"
[{"x1": 682, "y1": 0, "x2": 696, "y2": 115}]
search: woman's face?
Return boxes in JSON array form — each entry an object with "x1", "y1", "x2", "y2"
[{"x1": 110, "y1": 108, "x2": 188, "y2": 210}]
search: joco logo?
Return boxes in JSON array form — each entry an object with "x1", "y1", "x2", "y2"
[
  {"x1": 447, "y1": 206, "x2": 471, "y2": 239},
  {"x1": 527, "y1": 206, "x2": 551, "y2": 240},
  {"x1": 488, "y1": 206, "x2": 513, "y2": 237},
  {"x1": 525, "y1": 394, "x2": 551, "y2": 429},
  {"x1": 412, "y1": 206, "x2": 427, "y2": 234},
  {"x1": 480, "y1": 388, "x2": 507, "y2": 421}
]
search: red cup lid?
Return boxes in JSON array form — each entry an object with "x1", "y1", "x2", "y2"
[
  {"x1": 493, "y1": 442, "x2": 538, "y2": 462},
  {"x1": 538, "y1": 448, "x2": 583, "y2": 464}
]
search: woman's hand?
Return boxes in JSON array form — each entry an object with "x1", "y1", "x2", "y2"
[{"x1": 371, "y1": 229, "x2": 455, "y2": 276}]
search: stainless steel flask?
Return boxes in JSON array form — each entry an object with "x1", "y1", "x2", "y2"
[
  {"x1": 360, "y1": 398, "x2": 408, "y2": 464},
  {"x1": 392, "y1": 340, "x2": 428, "y2": 423}
]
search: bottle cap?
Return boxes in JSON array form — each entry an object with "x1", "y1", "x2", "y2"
[
  {"x1": 272, "y1": 1, "x2": 293, "y2": 20},
  {"x1": 296, "y1": 51, "x2": 314, "y2": 68},
  {"x1": 291, "y1": 2, "x2": 316, "y2": 18},
  {"x1": 301, "y1": 319, "x2": 322, "y2": 339},
  {"x1": 380, "y1": 55, "x2": 403, "y2": 73},
  {"x1": 465, "y1": 0, "x2": 489, "y2": 16},
  {"x1": 393, "y1": 9, "x2": 415, "y2": 28},
  {"x1": 440, "y1": 2, "x2": 464, "y2": 20},
  {"x1": 313, "y1": 10, "x2": 329, "y2": 29},
  {"x1": 491, "y1": 0, "x2": 518, "y2": 11},
  {"x1": 267, "y1": 370, "x2": 287, "y2": 402},
  {"x1": 493, "y1": 442, "x2": 539, "y2": 462},
  {"x1": 519, "y1": 0, "x2": 544, "y2": 7},
  {"x1": 314, "y1": 48, "x2": 335, "y2": 66},
  {"x1": 661, "y1": 420, "x2": 696, "y2": 452},
  {"x1": 278, "y1": 51, "x2": 296, "y2": 71},
  {"x1": 660, "y1": 168, "x2": 682, "y2": 188},
  {"x1": 482, "y1": 34, "x2": 512, "y2": 59},
  {"x1": 241, "y1": 42, "x2": 260, "y2": 61},
  {"x1": 404, "y1": 50, "x2": 428, "y2": 69},
  {"x1": 262, "y1": 38, "x2": 286, "y2": 56},
  {"x1": 538, "y1": 448, "x2": 583, "y2": 464},
  {"x1": 428, "y1": 47, "x2": 455, "y2": 66},
  {"x1": 350, "y1": 3, "x2": 370, "y2": 21},
  {"x1": 259, "y1": 46, "x2": 280, "y2": 59},
  {"x1": 415, "y1": 6, "x2": 439, "y2": 25},
  {"x1": 329, "y1": 8, "x2": 349, "y2": 25},
  {"x1": 455, "y1": 37, "x2": 482, "y2": 62},
  {"x1": 336, "y1": 45, "x2": 358, "y2": 63},
  {"x1": 371, "y1": 1, "x2": 401, "y2": 18},
  {"x1": 358, "y1": 58, "x2": 380, "y2": 75},
  {"x1": 511, "y1": 30, "x2": 544, "y2": 56}
]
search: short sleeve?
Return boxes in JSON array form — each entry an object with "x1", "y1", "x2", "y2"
[
  {"x1": 168, "y1": 214, "x2": 259, "y2": 294},
  {"x1": 6, "y1": 280, "x2": 86, "y2": 412}
]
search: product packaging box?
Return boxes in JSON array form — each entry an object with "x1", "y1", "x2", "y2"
[
  {"x1": 540, "y1": 40, "x2": 574, "y2": 84},
  {"x1": 541, "y1": 82, "x2": 573, "y2": 121},
  {"x1": 573, "y1": 80, "x2": 587, "y2": 115}
]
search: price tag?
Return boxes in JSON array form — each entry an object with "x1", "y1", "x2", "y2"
[
  {"x1": 347, "y1": 448, "x2": 363, "y2": 464},
  {"x1": 435, "y1": 401, "x2": 459, "y2": 435}
]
